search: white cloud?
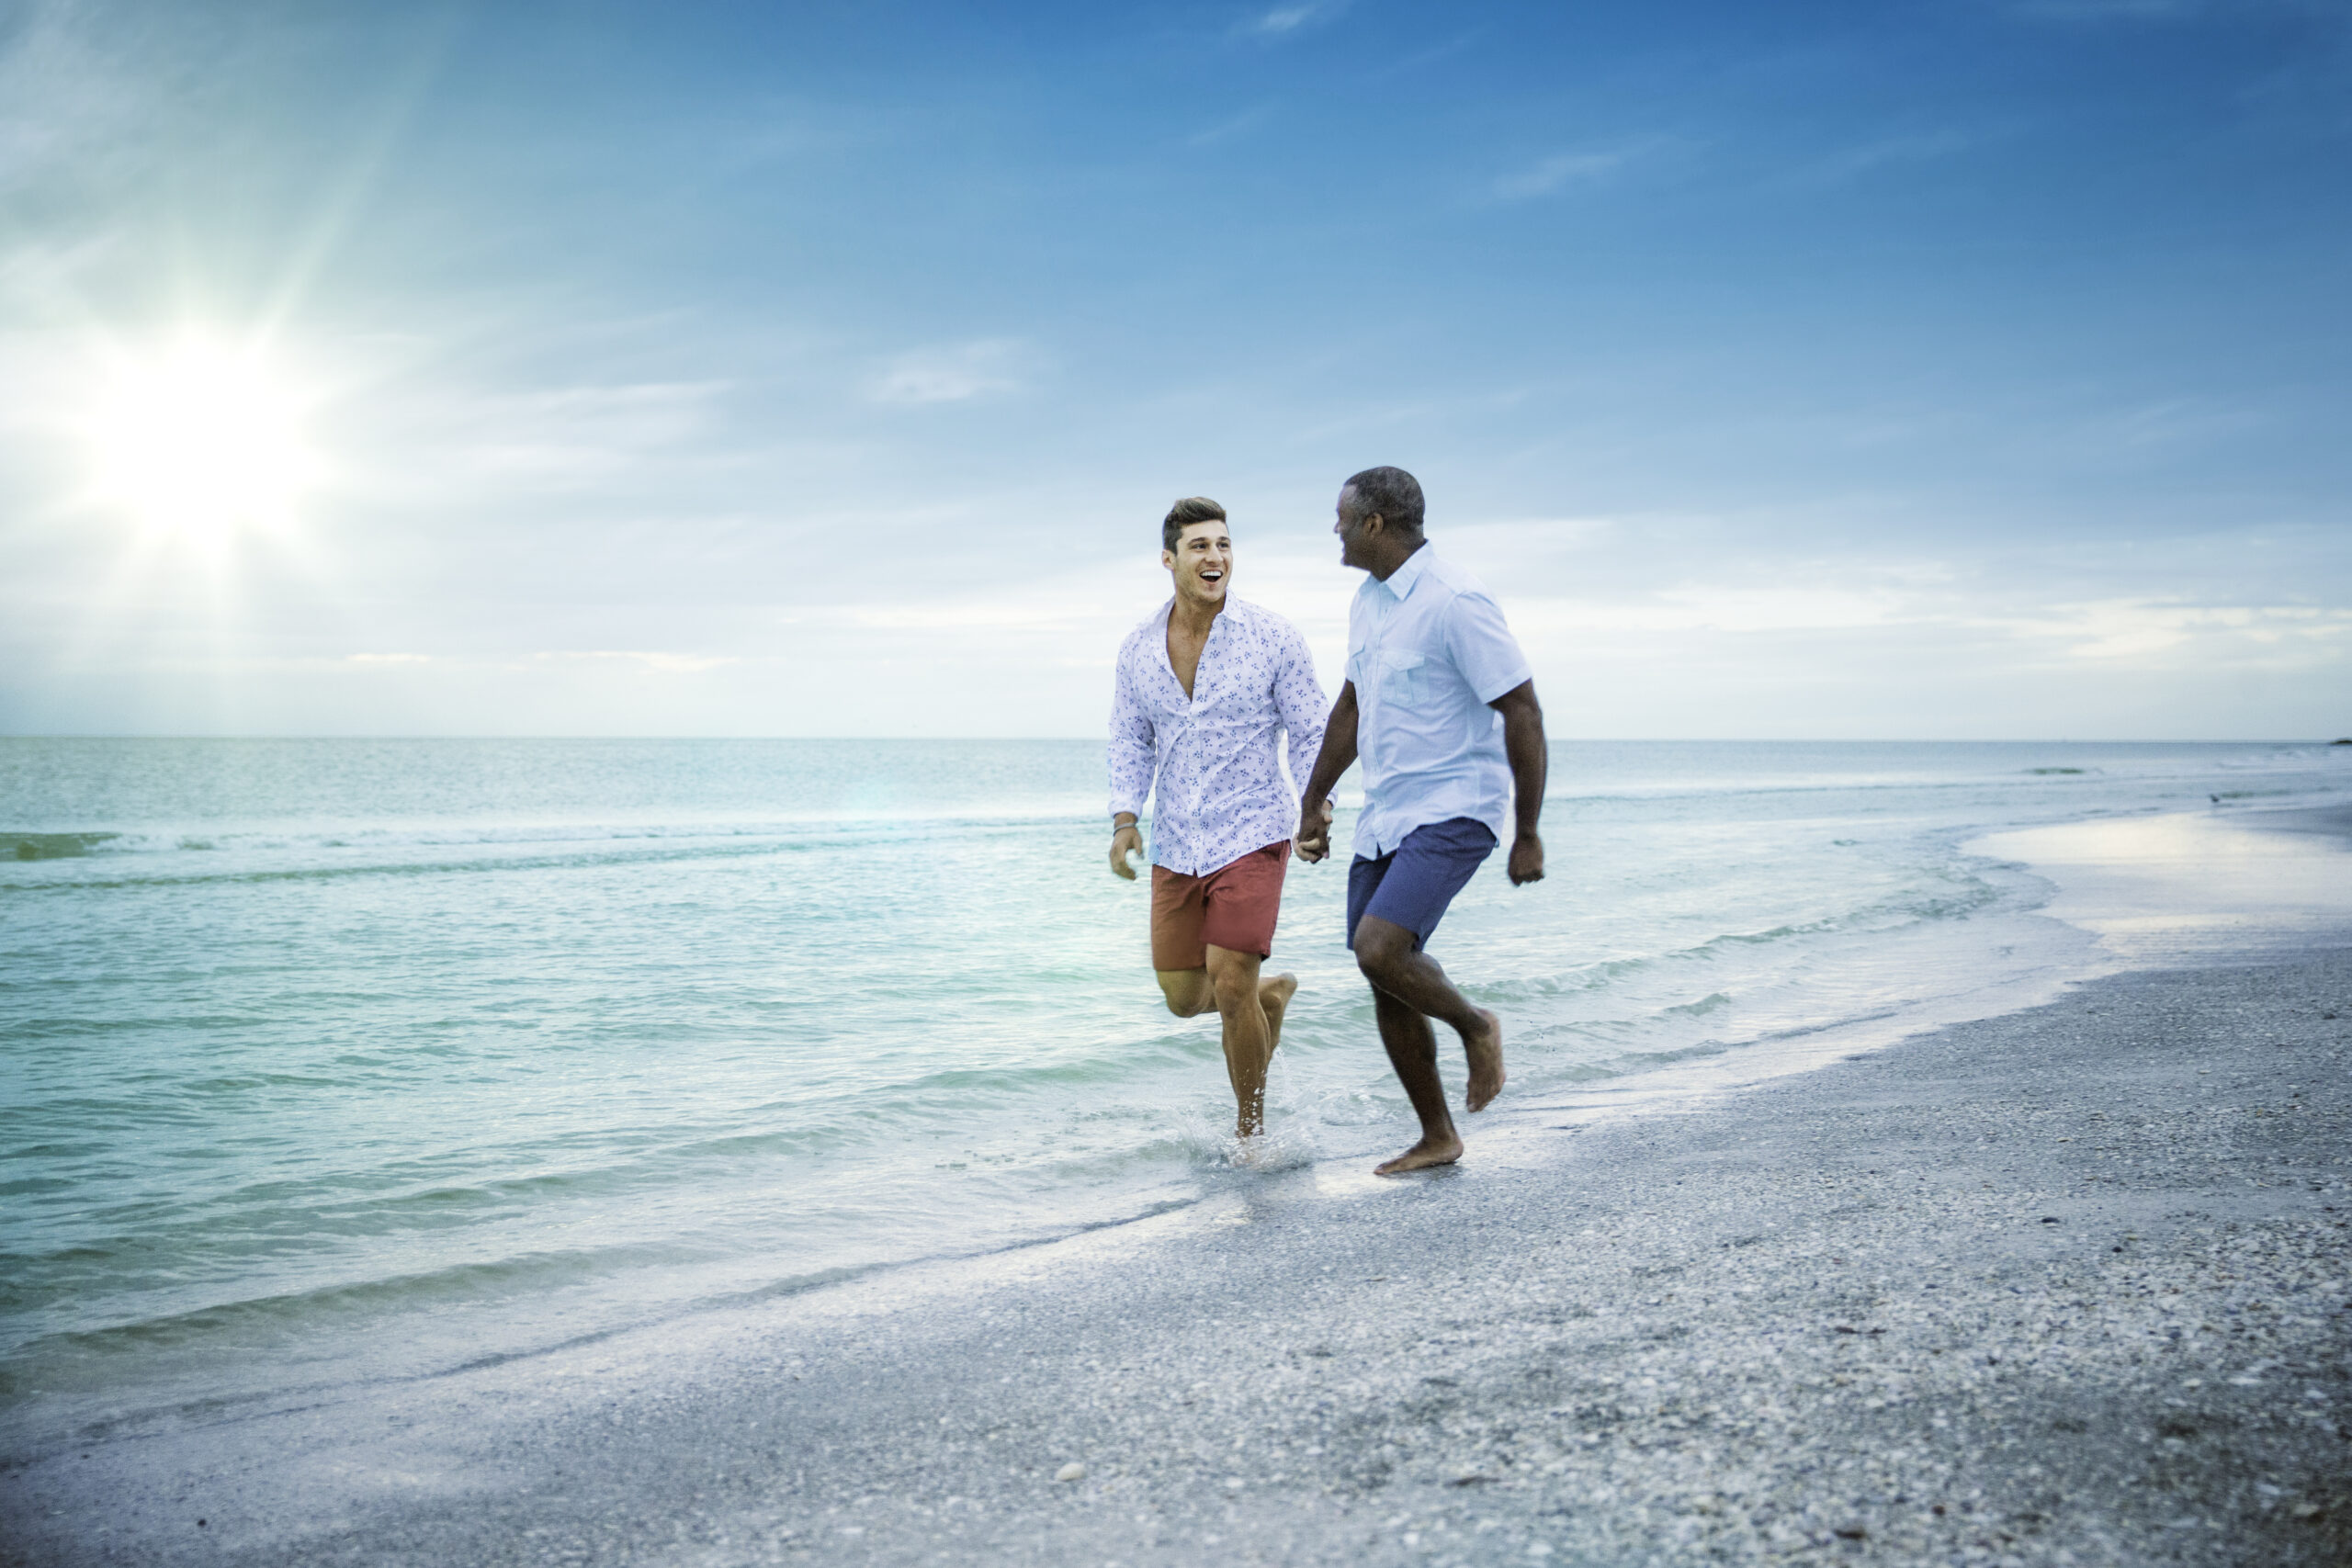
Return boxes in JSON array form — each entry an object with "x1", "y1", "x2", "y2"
[
  {"x1": 1990, "y1": 600, "x2": 2352, "y2": 665},
  {"x1": 1186, "y1": 106, "x2": 1274, "y2": 148},
  {"x1": 1504, "y1": 576, "x2": 2348, "y2": 678},
  {"x1": 1247, "y1": 1, "x2": 1349, "y2": 38},
  {"x1": 835, "y1": 602, "x2": 1109, "y2": 632},
  {"x1": 0, "y1": 2, "x2": 145, "y2": 198},
  {"x1": 454, "y1": 380, "x2": 731, "y2": 484},
  {"x1": 1445, "y1": 517, "x2": 1619, "y2": 558},
  {"x1": 2079, "y1": 397, "x2": 2262, "y2": 457},
  {"x1": 867, "y1": 339, "x2": 1029, "y2": 405},
  {"x1": 1786, "y1": 129, "x2": 1980, "y2": 188},
  {"x1": 1490, "y1": 145, "x2": 1646, "y2": 201},
  {"x1": 2011, "y1": 0, "x2": 2203, "y2": 20},
  {"x1": 1538, "y1": 586, "x2": 1911, "y2": 636},
  {"x1": 535, "y1": 649, "x2": 739, "y2": 674}
]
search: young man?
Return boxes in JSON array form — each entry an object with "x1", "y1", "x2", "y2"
[
  {"x1": 1294, "y1": 467, "x2": 1548, "y2": 1176},
  {"x1": 1109, "y1": 496, "x2": 1328, "y2": 1140}
]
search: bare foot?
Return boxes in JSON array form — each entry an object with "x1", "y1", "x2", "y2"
[
  {"x1": 1260, "y1": 973, "x2": 1297, "y2": 1056},
  {"x1": 1233, "y1": 1131, "x2": 1291, "y2": 1169},
  {"x1": 1375, "y1": 1133, "x2": 1464, "y2": 1176},
  {"x1": 1463, "y1": 1008, "x2": 1506, "y2": 1112}
]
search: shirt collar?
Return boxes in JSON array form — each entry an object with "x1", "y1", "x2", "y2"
[
  {"x1": 1158, "y1": 595, "x2": 1245, "y2": 629},
  {"x1": 1378, "y1": 545, "x2": 1431, "y2": 602}
]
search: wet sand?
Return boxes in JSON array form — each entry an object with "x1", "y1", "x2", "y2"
[{"x1": 6, "y1": 820, "x2": 2350, "y2": 1566}]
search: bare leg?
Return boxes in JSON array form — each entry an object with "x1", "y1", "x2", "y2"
[
  {"x1": 1353, "y1": 915, "x2": 1506, "y2": 1168},
  {"x1": 1369, "y1": 987, "x2": 1462, "y2": 1174},
  {"x1": 1259, "y1": 972, "x2": 1297, "y2": 1059},
  {"x1": 1204, "y1": 944, "x2": 1272, "y2": 1138},
  {"x1": 1158, "y1": 961, "x2": 1290, "y2": 1140},
  {"x1": 1154, "y1": 967, "x2": 1213, "y2": 1019}
]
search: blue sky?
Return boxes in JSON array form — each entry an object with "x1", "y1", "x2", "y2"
[{"x1": 1, "y1": 0, "x2": 2346, "y2": 737}]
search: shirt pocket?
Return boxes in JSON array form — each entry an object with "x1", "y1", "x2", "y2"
[{"x1": 1378, "y1": 649, "x2": 1427, "y2": 705}]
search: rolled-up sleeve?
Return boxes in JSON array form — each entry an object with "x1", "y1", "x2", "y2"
[
  {"x1": 1444, "y1": 591, "x2": 1533, "y2": 705},
  {"x1": 1107, "y1": 641, "x2": 1158, "y2": 819},
  {"x1": 1272, "y1": 619, "x2": 1328, "y2": 789}
]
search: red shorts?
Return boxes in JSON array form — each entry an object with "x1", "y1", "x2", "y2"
[{"x1": 1149, "y1": 841, "x2": 1291, "y2": 971}]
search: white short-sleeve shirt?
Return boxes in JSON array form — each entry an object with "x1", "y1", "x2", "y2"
[{"x1": 1346, "y1": 546, "x2": 1533, "y2": 861}]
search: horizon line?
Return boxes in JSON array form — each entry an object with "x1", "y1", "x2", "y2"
[{"x1": 4, "y1": 734, "x2": 2346, "y2": 746}]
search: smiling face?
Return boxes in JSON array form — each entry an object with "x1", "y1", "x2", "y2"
[{"x1": 1163, "y1": 520, "x2": 1234, "y2": 607}]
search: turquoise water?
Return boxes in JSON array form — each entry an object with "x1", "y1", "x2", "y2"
[{"x1": 4, "y1": 738, "x2": 2347, "y2": 1442}]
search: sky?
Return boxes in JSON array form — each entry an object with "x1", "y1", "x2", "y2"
[{"x1": 0, "y1": 0, "x2": 2346, "y2": 739}]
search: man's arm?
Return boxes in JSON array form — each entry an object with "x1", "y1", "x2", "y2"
[
  {"x1": 1487, "y1": 679, "x2": 1546, "y2": 886},
  {"x1": 1109, "y1": 812, "x2": 1142, "y2": 879},
  {"x1": 1272, "y1": 619, "x2": 1329, "y2": 818},
  {"x1": 1107, "y1": 652, "x2": 1156, "y2": 881},
  {"x1": 1294, "y1": 681, "x2": 1359, "y2": 863}
]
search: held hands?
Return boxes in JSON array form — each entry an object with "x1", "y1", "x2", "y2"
[
  {"x1": 1295, "y1": 797, "x2": 1334, "y2": 863},
  {"x1": 1507, "y1": 832, "x2": 1545, "y2": 886},
  {"x1": 1109, "y1": 824, "x2": 1144, "y2": 880}
]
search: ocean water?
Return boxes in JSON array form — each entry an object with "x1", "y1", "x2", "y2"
[{"x1": 4, "y1": 737, "x2": 2347, "y2": 1443}]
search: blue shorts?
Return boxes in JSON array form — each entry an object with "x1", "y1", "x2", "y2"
[{"x1": 1346, "y1": 818, "x2": 1497, "y2": 953}]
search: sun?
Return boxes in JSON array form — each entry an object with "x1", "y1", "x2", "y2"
[{"x1": 84, "y1": 335, "x2": 319, "y2": 546}]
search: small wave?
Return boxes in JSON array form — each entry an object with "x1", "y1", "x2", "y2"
[
  {"x1": 6, "y1": 832, "x2": 122, "y2": 861},
  {"x1": 1221, "y1": 1125, "x2": 1321, "y2": 1173},
  {"x1": 0, "y1": 810, "x2": 1119, "y2": 894},
  {"x1": 1661, "y1": 991, "x2": 1734, "y2": 1018},
  {"x1": 1, "y1": 804, "x2": 1105, "y2": 859},
  {"x1": 1, "y1": 1244, "x2": 688, "y2": 1372}
]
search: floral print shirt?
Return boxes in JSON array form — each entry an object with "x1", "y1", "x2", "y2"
[{"x1": 1109, "y1": 596, "x2": 1329, "y2": 875}]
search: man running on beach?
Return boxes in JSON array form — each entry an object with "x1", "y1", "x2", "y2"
[
  {"x1": 1109, "y1": 497, "x2": 1328, "y2": 1141},
  {"x1": 1294, "y1": 467, "x2": 1548, "y2": 1175}
]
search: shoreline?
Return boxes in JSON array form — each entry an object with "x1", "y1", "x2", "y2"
[{"x1": 5, "y1": 809, "x2": 2350, "y2": 1566}]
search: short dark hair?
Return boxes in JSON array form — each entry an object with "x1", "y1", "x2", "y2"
[
  {"x1": 1162, "y1": 496, "x2": 1227, "y2": 552},
  {"x1": 1340, "y1": 467, "x2": 1424, "y2": 535}
]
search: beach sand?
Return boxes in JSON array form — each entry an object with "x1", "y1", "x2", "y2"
[{"x1": 6, "y1": 819, "x2": 2349, "y2": 1566}]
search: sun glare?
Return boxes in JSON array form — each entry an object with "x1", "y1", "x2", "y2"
[{"x1": 84, "y1": 337, "x2": 318, "y2": 545}]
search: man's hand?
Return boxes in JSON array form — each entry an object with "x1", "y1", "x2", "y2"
[
  {"x1": 1110, "y1": 823, "x2": 1143, "y2": 880},
  {"x1": 1293, "y1": 682, "x2": 1356, "y2": 867},
  {"x1": 1488, "y1": 681, "x2": 1547, "y2": 889},
  {"x1": 1507, "y1": 832, "x2": 1544, "y2": 886},
  {"x1": 1295, "y1": 797, "x2": 1334, "y2": 863}
]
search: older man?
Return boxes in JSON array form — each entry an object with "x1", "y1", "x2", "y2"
[
  {"x1": 1295, "y1": 467, "x2": 1548, "y2": 1175},
  {"x1": 1109, "y1": 496, "x2": 1328, "y2": 1140}
]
